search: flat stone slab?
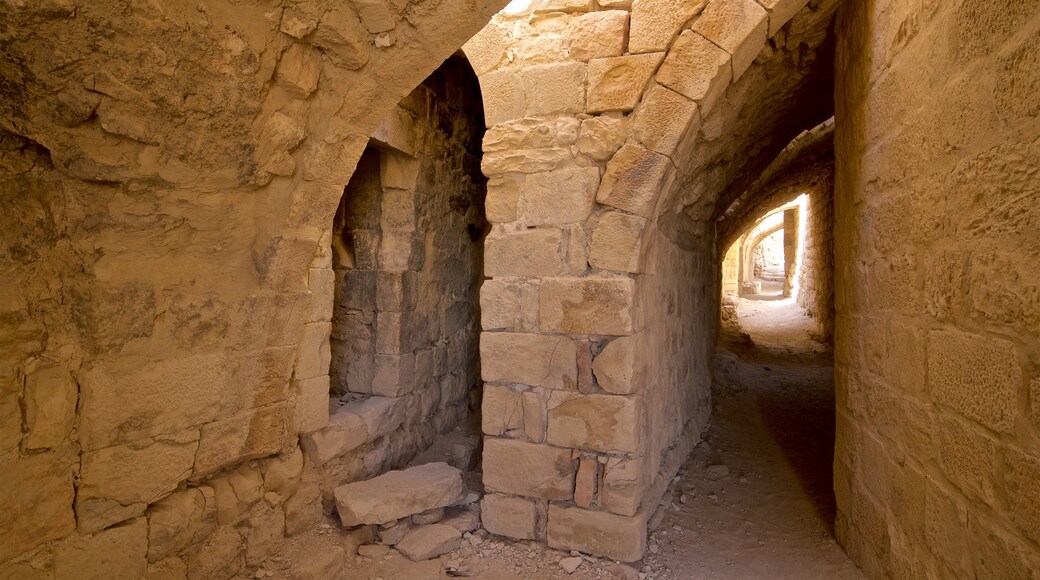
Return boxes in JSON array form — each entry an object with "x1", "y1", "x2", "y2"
[
  {"x1": 395, "y1": 524, "x2": 462, "y2": 561},
  {"x1": 334, "y1": 462, "x2": 465, "y2": 527}
]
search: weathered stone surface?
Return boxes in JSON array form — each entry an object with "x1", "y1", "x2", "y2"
[
  {"x1": 630, "y1": 0, "x2": 707, "y2": 53},
  {"x1": 485, "y1": 228, "x2": 566, "y2": 277},
  {"x1": 440, "y1": 504, "x2": 481, "y2": 533},
  {"x1": 261, "y1": 448, "x2": 304, "y2": 500},
  {"x1": 483, "y1": 437, "x2": 575, "y2": 500},
  {"x1": 574, "y1": 457, "x2": 598, "y2": 508},
  {"x1": 334, "y1": 462, "x2": 465, "y2": 526},
  {"x1": 481, "y1": 493, "x2": 538, "y2": 540},
  {"x1": 547, "y1": 504, "x2": 648, "y2": 561},
  {"x1": 587, "y1": 53, "x2": 664, "y2": 113},
  {"x1": 593, "y1": 335, "x2": 641, "y2": 394},
  {"x1": 481, "y1": 279, "x2": 521, "y2": 331},
  {"x1": 395, "y1": 523, "x2": 462, "y2": 561},
  {"x1": 286, "y1": 546, "x2": 346, "y2": 580},
  {"x1": 482, "y1": 384, "x2": 524, "y2": 437},
  {"x1": 601, "y1": 456, "x2": 647, "y2": 516},
  {"x1": 378, "y1": 519, "x2": 414, "y2": 545},
  {"x1": 183, "y1": 526, "x2": 242, "y2": 580},
  {"x1": 632, "y1": 84, "x2": 700, "y2": 155},
  {"x1": 928, "y1": 330, "x2": 1019, "y2": 433},
  {"x1": 143, "y1": 557, "x2": 188, "y2": 580},
  {"x1": 479, "y1": 70, "x2": 527, "y2": 127},
  {"x1": 691, "y1": 0, "x2": 768, "y2": 79},
  {"x1": 294, "y1": 374, "x2": 331, "y2": 435},
  {"x1": 1002, "y1": 447, "x2": 1040, "y2": 546},
  {"x1": 486, "y1": 175, "x2": 523, "y2": 223},
  {"x1": 522, "y1": 62, "x2": 586, "y2": 116},
  {"x1": 54, "y1": 518, "x2": 148, "y2": 580},
  {"x1": 300, "y1": 406, "x2": 369, "y2": 465},
  {"x1": 412, "y1": 507, "x2": 446, "y2": 525},
  {"x1": 522, "y1": 390, "x2": 547, "y2": 442},
  {"x1": 23, "y1": 365, "x2": 77, "y2": 450},
  {"x1": 0, "y1": 451, "x2": 75, "y2": 562},
  {"x1": 567, "y1": 11, "x2": 629, "y2": 61},
  {"x1": 244, "y1": 503, "x2": 285, "y2": 565},
  {"x1": 463, "y1": 21, "x2": 511, "y2": 75},
  {"x1": 210, "y1": 465, "x2": 264, "y2": 526},
  {"x1": 597, "y1": 142, "x2": 672, "y2": 218},
  {"x1": 547, "y1": 392, "x2": 642, "y2": 453},
  {"x1": 520, "y1": 167, "x2": 600, "y2": 226},
  {"x1": 275, "y1": 43, "x2": 321, "y2": 98},
  {"x1": 284, "y1": 482, "x2": 323, "y2": 536},
  {"x1": 656, "y1": 30, "x2": 732, "y2": 111},
  {"x1": 147, "y1": 488, "x2": 216, "y2": 562},
  {"x1": 194, "y1": 403, "x2": 290, "y2": 476},
  {"x1": 481, "y1": 332, "x2": 577, "y2": 389},
  {"x1": 578, "y1": 115, "x2": 628, "y2": 161},
  {"x1": 589, "y1": 211, "x2": 648, "y2": 273},
  {"x1": 757, "y1": 0, "x2": 807, "y2": 35},
  {"x1": 539, "y1": 277, "x2": 635, "y2": 335}
]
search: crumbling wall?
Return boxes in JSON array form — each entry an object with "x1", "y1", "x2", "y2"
[
  {"x1": 796, "y1": 182, "x2": 834, "y2": 340},
  {"x1": 834, "y1": 0, "x2": 1040, "y2": 576},
  {"x1": 0, "y1": 0, "x2": 501, "y2": 576}
]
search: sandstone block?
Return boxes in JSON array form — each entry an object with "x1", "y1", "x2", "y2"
[
  {"x1": 372, "y1": 353, "x2": 415, "y2": 397},
  {"x1": 589, "y1": 211, "x2": 648, "y2": 273},
  {"x1": 143, "y1": 557, "x2": 188, "y2": 580},
  {"x1": 928, "y1": 330, "x2": 1019, "y2": 433},
  {"x1": 287, "y1": 545, "x2": 346, "y2": 580},
  {"x1": 300, "y1": 406, "x2": 370, "y2": 465},
  {"x1": 567, "y1": 11, "x2": 629, "y2": 61},
  {"x1": 485, "y1": 227, "x2": 566, "y2": 277},
  {"x1": 23, "y1": 365, "x2": 77, "y2": 450},
  {"x1": 574, "y1": 457, "x2": 598, "y2": 508},
  {"x1": 378, "y1": 519, "x2": 414, "y2": 545},
  {"x1": 441, "y1": 504, "x2": 481, "y2": 533},
  {"x1": 592, "y1": 335, "x2": 641, "y2": 394},
  {"x1": 479, "y1": 70, "x2": 527, "y2": 127},
  {"x1": 481, "y1": 493, "x2": 538, "y2": 540},
  {"x1": 691, "y1": 0, "x2": 768, "y2": 80},
  {"x1": 480, "y1": 332, "x2": 577, "y2": 390},
  {"x1": 481, "y1": 279, "x2": 521, "y2": 331},
  {"x1": 0, "y1": 451, "x2": 76, "y2": 562},
  {"x1": 184, "y1": 526, "x2": 242, "y2": 580},
  {"x1": 656, "y1": 30, "x2": 732, "y2": 112},
  {"x1": 578, "y1": 115, "x2": 628, "y2": 161},
  {"x1": 463, "y1": 22, "x2": 510, "y2": 75},
  {"x1": 484, "y1": 117, "x2": 581, "y2": 153},
  {"x1": 284, "y1": 482, "x2": 323, "y2": 536},
  {"x1": 632, "y1": 83, "x2": 700, "y2": 155},
  {"x1": 351, "y1": 395, "x2": 410, "y2": 441},
  {"x1": 147, "y1": 488, "x2": 216, "y2": 562},
  {"x1": 539, "y1": 277, "x2": 635, "y2": 335},
  {"x1": 522, "y1": 62, "x2": 586, "y2": 116},
  {"x1": 334, "y1": 462, "x2": 465, "y2": 526},
  {"x1": 1002, "y1": 447, "x2": 1040, "y2": 546},
  {"x1": 522, "y1": 390, "x2": 547, "y2": 442},
  {"x1": 412, "y1": 507, "x2": 446, "y2": 525},
  {"x1": 296, "y1": 321, "x2": 332, "y2": 381},
  {"x1": 395, "y1": 523, "x2": 462, "y2": 561},
  {"x1": 482, "y1": 384, "x2": 524, "y2": 437},
  {"x1": 547, "y1": 504, "x2": 648, "y2": 561},
  {"x1": 629, "y1": 0, "x2": 707, "y2": 53},
  {"x1": 294, "y1": 375, "x2": 330, "y2": 434},
  {"x1": 194, "y1": 403, "x2": 290, "y2": 476},
  {"x1": 245, "y1": 503, "x2": 285, "y2": 565},
  {"x1": 275, "y1": 43, "x2": 321, "y2": 98},
  {"x1": 756, "y1": 0, "x2": 805, "y2": 35},
  {"x1": 483, "y1": 438, "x2": 575, "y2": 500},
  {"x1": 587, "y1": 53, "x2": 664, "y2": 113},
  {"x1": 54, "y1": 517, "x2": 148, "y2": 580},
  {"x1": 596, "y1": 142, "x2": 672, "y2": 218},
  {"x1": 547, "y1": 392, "x2": 642, "y2": 453},
  {"x1": 520, "y1": 167, "x2": 600, "y2": 226},
  {"x1": 936, "y1": 416, "x2": 999, "y2": 506},
  {"x1": 351, "y1": 0, "x2": 395, "y2": 33},
  {"x1": 601, "y1": 456, "x2": 648, "y2": 516},
  {"x1": 310, "y1": 7, "x2": 369, "y2": 70},
  {"x1": 485, "y1": 175, "x2": 522, "y2": 223}
]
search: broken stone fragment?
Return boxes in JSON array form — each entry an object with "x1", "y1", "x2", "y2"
[
  {"x1": 560, "y1": 556, "x2": 583, "y2": 574},
  {"x1": 334, "y1": 462, "x2": 465, "y2": 526},
  {"x1": 412, "y1": 507, "x2": 445, "y2": 525},
  {"x1": 394, "y1": 523, "x2": 462, "y2": 561}
]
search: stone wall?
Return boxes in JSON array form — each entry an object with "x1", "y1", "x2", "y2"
[
  {"x1": 833, "y1": 0, "x2": 1040, "y2": 576},
  {"x1": 796, "y1": 180, "x2": 834, "y2": 340},
  {"x1": 0, "y1": 0, "x2": 503, "y2": 575}
]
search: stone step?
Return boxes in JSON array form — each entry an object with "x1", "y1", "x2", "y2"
[{"x1": 334, "y1": 462, "x2": 466, "y2": 527}]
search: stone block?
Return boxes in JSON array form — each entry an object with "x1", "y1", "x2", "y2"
[
  {"x1": 300, "y1": 406, "x2": 369, "y2": 465},
  {"x1": 54, "y1": 517, "x2": 148, "y2": 580},
  {"x1": 587, "y1": 53, "x2": 664, "y2": 113},
  {"x1": 1003, "y1": 447, "x2": 1040, "y2": 545},
  {"x1": 520, "y1": 167, "x2": 600, "y2": 226},
  {"x1": 579, "y1": 115, "x2": 628, "y2": 161},
  {"x1": 376, "y1": 271, "x2": 417, "y2": 312},
  {"x1": 632, "y1": 83, "x2": 700, "y2": 156},
  {"x1": 351, "y1": 0, "x2": 395, "y2": 33},
  {"x1": 147, "y1": 488, "x2": 216, "y2": 562},
  {"x1": 480, "y1": 332, "x2": 577, "y2": 390},
  {"x1": 79, "y1": 431, "x2": 199, "y2": 532},
  {"x1": 928, "y1": 330, "x2": 1019, "y2": 433},
  {"x1": 483, "y1": 438, "x2": 575, "y2": 500},
  {"x1": 245, "y1": 503, "x2": 285, "y2": 565},
  {"x1": 601, "y1": 456, "x2": 647, "y2": 516},
  {"x1": 284, "y1": 482, "x2": 323, "y2": 536},
  {"x1": 547, "y1": 504, "x2": 648, "y2": 561},
  {"x1": 481, "y1": 279, "x2": 521, "y2": 331},
  {"x1": 143, "y1": 557, "x2": 188, "y2": 580},
  {"x1": 691, "y1": 0, "x2": 768, "y2": 80},
  {"x1": 372, "y1": 353, "x2": 415, "y2": 397},
  {"x1": 481, "y1": 493, "x2": 538, "y2": 540},
  {"x1": 522, "y1": 62, "x2": 586, "y2": 115},
  {"x1": 936, "y1": 416, "x2": 999, "y2": 506},
  {"x1": 486, "y1": 174, "x2": 522, "y2": 223},
  {"x1": 589, "y1": 211, "x2": 648, "y2": 273},
  {"x1": 593, "y1": 335, "x2": 641, "y2": 394},
  {"x1": 351, "y1": 395, "x2": 410, "y2": 441},
  {"x1": 184, "y1": 526, "x2": 243, "y2": 580},
  {"x1": 629, "y1": 0, "x2": 707, "y2": 53},
  {"x1": 463, "y1": 21, "x2": 510, "y2": 75},
  {"x1": 378, "y1": 519, "x2": 414, "y2": 545},
  {"x1": 547, "y1": 392, "x2": 641, "y2": 453},
  {"x1": 395, "y1": 524, "x2": 462, "y2": 561},
  {"x1": 310, "y1": 7, "x2": 368, "y2": 70},
  {"x1": 567, "y1": 11, "x2": 629, "y2": 61},
  {"x1": 23, "y1": 365, "x2": 77, "y2": 450},
  {"x1": 441, "y1": 504, "x2": 481, "y2": 533},
  {"x1": 756, "y1": 0, "x2": 806, "y2": 35},
  {"x1": 0, "y1": 451, "x2": 76, "y2": 562},
  {"x1": 482, "y1": 384, "x2": 524, "y2": 437},
  {"x1": 574, "y1": 457, "x2": 598, "y2": 508},
  {"x1": 539, "y1": 277, "x2": 635, "y2": 335},
  {"x1": 656, "y1": 30, "x2": 732, "y2": 111},
  {"x1": 596, "y1": 142, "x2": 672, "y2": 218},
  {"x1": 485, "y1": 227, "x2": 566, "y2": 277},
  {"x1": 334, "y1": 462, "x2": 465, "y2": 526},
  {"x1": 211, "y1": 465, "x2": 264, "y2": 525},
  {"x1": 275, "y1": 43, "x2": 320, "y2": 98},
  {"x1": 484, "y1": 116, "x2": 581, "y2": 153},
  {"x1": 294, "y1": 374, "x2": 330, "y2": 434},
  {"x1": 194, "y1": 403, "x2": 290, "y2": 476},
  {"x1": 261, "y1": 447, "x2": 303, "y2": 500},
  {"x1": 479, "y1": 70, "x2": 527, "y2": 127},
  {"x1": 296, "y1": 321, "x2": 332, "y2": 381},
  {"x1": 522, "y1": 390, "x2": 546, "y2": 442}
]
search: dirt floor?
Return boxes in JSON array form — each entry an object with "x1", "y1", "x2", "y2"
[{"x1": 253, "y1": 296, "x2": 863, "y2": 579}]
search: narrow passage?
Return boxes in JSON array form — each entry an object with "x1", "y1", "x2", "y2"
[{"x1": 643, "y1": 298, "x2": 863, "y2": 579}]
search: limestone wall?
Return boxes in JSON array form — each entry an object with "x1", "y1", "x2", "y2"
[
  {"x1": 796, "y1": 181, "x2": 834, "y2": 340},
  {"x1": 0, "y1": 0, "x2": 503, "y2": 576},
  {"x1": 833, "y1": 0, "x2": 1040, "y2": 576}
]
